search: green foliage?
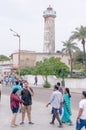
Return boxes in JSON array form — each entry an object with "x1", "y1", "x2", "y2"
[
  {"x1": 16, "y1": 67, "x2": 33, "y2": 76},
  {"x1": 74, "y1": 51, "x2": 83, "y2": 63},
  {"x1": 18, "y1": 57, "x2": 69, "y2": 88},
  {"x1": 73, "y1": 63, "x2": 83, "y2": 70},
  {"x1": 70, "y1": 26, "x2": 86, "y2": 41},
  {"x1": 70, "y1": 26, "x2": 86, "y2": 65},
  {"x1": 62, "y1": 40, "x2": 79, "y2": 55},
  {"x1": 43, "y1": 81, "x2": 51, "y2": 88},
  {"x1": 73, "y1": 51, "x2": 84, "y2": 70},
  {"x1": 33, "y1": 57, "x2": 70, "y2": 78},
  {"x1": 62, "y1": 39, "x2": 80, "y2": 77},
  {"x1": 0, "y1": 55, "x2": 10, "y2": 61}
]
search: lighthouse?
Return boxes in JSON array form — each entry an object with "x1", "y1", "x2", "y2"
[{"x1": 43, "y1": 5, "x2": 56, "y2": 53}]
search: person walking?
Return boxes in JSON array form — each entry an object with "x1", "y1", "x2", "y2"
[
  {"x1": 0, "y1": 81, "x2": 2, "y2": 101},
  {"x1": 61, "y1": 88, "x2": 72, "y2": 125},
  {"x1": 20, "y1": 81, "x2": 34, "y2": 125},
  {"x1": 57, "y1": 82, "x2": 63, "y2": 94},
  {"x1": 76, "y1": 91, "x2": 86, "y2": 130},
  {"x1": 34, "y1": 75, "x2": 38, "y2": 86},
  {"x1": 46, "y1": 85, "x2": 63, "y2": 128},
  {"x1": 5, "y1": 75, "x2": 9, "y2": 86},
  {"x1": 10, "y1": 88, "x2": 23, "y2": 127},
  {"x1": 51, "y1": 82, "x2": 63, "y2": 115}
]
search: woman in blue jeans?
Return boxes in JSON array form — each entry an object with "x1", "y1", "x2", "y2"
[
  {"x1": 76, "y1": 91, "x2": 86, "y2": 130},
  {"x1": 10, "y1": 88, "x2": 23, "y2": 127}
]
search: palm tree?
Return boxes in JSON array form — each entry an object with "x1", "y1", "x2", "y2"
[
  {"x1": 70, "y1": 26, "x2": 86, "y2": 66},
  {"x1": 62, "y1": 39, "x2": 79, "y2": 77}
]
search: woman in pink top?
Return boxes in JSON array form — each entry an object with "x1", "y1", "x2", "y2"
[{"x1": 10, "y1": 88, "x2": 23, "y2": 127}]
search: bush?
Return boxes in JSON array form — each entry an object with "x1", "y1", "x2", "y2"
[{"x1": 43, "y1": 81, "x2": 51, "y2": 88}]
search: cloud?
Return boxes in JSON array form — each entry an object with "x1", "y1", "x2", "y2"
[{"x1": 0, "y1": 0, "x2": 86, "y2": 56}]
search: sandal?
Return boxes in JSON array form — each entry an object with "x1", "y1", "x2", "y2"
[{"x1": 20, "y1": 122, "x2": 24, "y2": 125}]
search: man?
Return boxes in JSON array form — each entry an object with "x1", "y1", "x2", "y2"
[
  {"x1": 57, "y1": 82, "x2": 63, "y2": 94},
  {"x1": 0, "y1": 81, "x2": 2, "y2": 101},
  {"x1": 34, "y1": 75, "x2": 38, "y2": 86},
  {"x1": 76, "y1": 91, "x2": 86, "y2": 130},
  {"x1": 51, "y1": 82, "x2": 63, "y2": 115},
  {"x1": 46, "y1": 85, "x2": 63, "y2": 128},
  {"x1": 20, "y1": 81, "x2": 34, "y2": 125}
]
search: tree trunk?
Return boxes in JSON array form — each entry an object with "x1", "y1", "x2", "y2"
[
  {"x1": 42, "y1": 75, "x2": 48, "y2": 82},
  {"x1": 82, "y1": 38, "x2": 86, "y2": 66},
  {"x1": 69, "y1": 52, "x2": 73, "y2": 77}
]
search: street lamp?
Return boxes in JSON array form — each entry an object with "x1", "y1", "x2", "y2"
[{"x1": 10, "y1": 29, "x2": 21, "y2": 78}]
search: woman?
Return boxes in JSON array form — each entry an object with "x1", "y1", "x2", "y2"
[
  {"x1": 61, "y1": 88, "x2": 72, "y2": 125},
  {"x1": 10, "y1": 88, "x2": 23, "y2": 127}
]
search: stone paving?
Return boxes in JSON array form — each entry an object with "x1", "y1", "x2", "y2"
[
  {"x1": 1, "y1": 81, "x2": 86, "y2": 130},
  {"x1": 0, "y1": 94, "x2": 80, "y2": 130}
]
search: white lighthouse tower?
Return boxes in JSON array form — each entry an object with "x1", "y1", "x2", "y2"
[{"x1": 43, "y1": 5, "x2": 56, "y2": 53}]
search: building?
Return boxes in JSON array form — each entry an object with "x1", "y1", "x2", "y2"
[
  {"x1": 12, "y1": 50, "x2": 70, "y2": 69},
  {"x1": 12, "y1": 50, "x2": 36, "y2": 69},
  {"x1": 43, "y1": 5, "x2": 56, "y2": 53},
  {"x1": 11, "y1": 6, "x2": 70, "y2": 70},
  {"x1": 0, "y1": 60, "x2": 13, "y2": 75}
]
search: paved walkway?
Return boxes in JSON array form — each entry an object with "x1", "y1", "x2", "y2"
[
  {"x1": 30, "y1": 83, "x2": 85, "y2": 94},
  {"x1": 0, "y1": 94, "x2": 81, "y2": 130}
]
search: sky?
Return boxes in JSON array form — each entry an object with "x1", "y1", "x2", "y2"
[{"x1": 0, "y1": 0, "x2": 86, "y2": 56}]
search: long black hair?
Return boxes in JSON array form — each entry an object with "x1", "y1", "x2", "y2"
[{"x1": 65, "y1": 88, "x2": 71, "y2": 98}]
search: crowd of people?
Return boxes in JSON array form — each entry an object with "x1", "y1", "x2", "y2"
[
  {"x1": 46, "y1": 82, "x2": 86, "y2": 130},
  {"x1": 0, "y1": 77, "x2": 86, "y2": 130},
  {"x1": 10, "y1": 80, "x2": 34, "y2": 127}
]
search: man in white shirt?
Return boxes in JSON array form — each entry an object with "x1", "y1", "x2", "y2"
[
  {"x1": 0, "y1": 81, "x2": 2, "y2": 101},
  {"x1": 46, "y1": 85, "x2": 63, "y2": 128},
  {"x1": 76, "y1": 91, "x2": 86, "y2": 130}
]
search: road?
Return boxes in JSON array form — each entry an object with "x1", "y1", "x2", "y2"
[{"x1": 2, "y1": 86, "x2": 81, "y2": 110}]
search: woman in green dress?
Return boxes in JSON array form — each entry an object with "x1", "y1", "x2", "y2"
[{"x1": 61, "y1": 88, "x2": 72, "y2": 125}]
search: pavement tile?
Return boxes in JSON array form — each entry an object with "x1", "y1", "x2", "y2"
[{"x1": 0, "y1": 95, "x2": 85, "y2": 130}]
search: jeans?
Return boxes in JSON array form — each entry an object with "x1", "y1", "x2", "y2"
[
  {"x1": 51, "y1": 107, "x2": 62, "y2": 115},
  {"x1": 76, "y1": 119, "x2": 86, "y2": 130}
]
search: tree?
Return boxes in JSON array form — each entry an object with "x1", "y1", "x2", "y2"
[
  {"x1": 70, "y1": 26, "x2": 86, "y2": 66},
  {"x1": 62, "y1": 39, "x2": 79, "y2": 77},
  {"x1": 0, "y1": 55, "x2": 10, "y2": 61},
  {"x1": 16, "y1": 67, "x2": 33, "y2": 76},
  {"x1": 74, "y1": 51, "x2": 83, "y2": 63},
  {"x1": 33, "y1": 57, "x2": 70, "y2": 82}
]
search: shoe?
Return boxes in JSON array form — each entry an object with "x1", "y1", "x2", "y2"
[
  {"x1": 20, "y1": 122, "x2": 24, "y2": 125},
  {"x1": 58, "y1": 125, "x2": 63, "y2": 128},
  {"x1": 14, "y1": 124, "x2": 18, "y2": 126},
  {"x1": 50, "y1": 122, "x2": 54, "y2": 124},
  {"x1": 29, "y1": 122, "x2": 34, "y2": 125},
  {"x1": 68, "y1": 123, "x2": 73, "y2": 126}
]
